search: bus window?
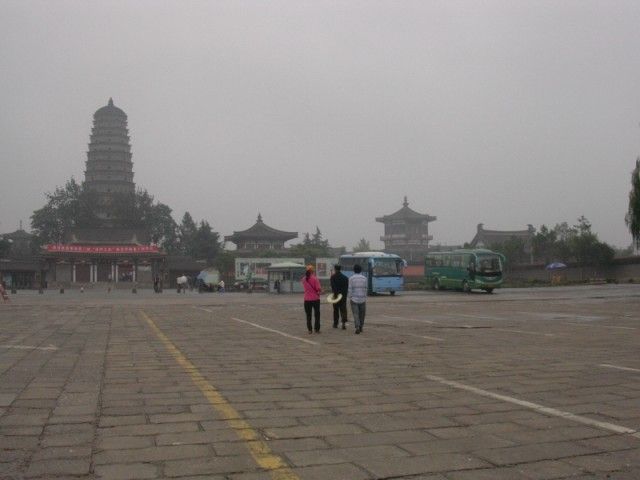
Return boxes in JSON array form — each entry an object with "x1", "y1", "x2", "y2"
[
  {"x1": 372, "y1": 259, "x2": 399, "y2": 276},
  {"x1": 477, "y1": 255, "x2": 502, "y2": 273}
]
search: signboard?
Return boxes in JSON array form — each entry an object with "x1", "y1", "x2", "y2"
[
  {"x1": 45, "y1": 244, "x2": 160, "y2": 254},
  {"x1": 235, "y1": 257, "x2": 304, "y2": 281},
  {"x1": 315, "y1": 257, "x2": 339, "y2": 279}
]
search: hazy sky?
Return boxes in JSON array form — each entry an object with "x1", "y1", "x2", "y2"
[{"x1": 1, "y1": 0, "x2": 639, "y2": 250}]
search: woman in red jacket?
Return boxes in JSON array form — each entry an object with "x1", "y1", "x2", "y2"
[{"x1": 301, "y1": 265, "x2": 322, "y2": 334}]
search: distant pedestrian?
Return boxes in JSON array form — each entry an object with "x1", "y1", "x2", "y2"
[
  {"x1": 301, "y1": 265, "x2": 322, "y2": 334},
  {"x1": 348, "y1": 264, "x2": 367, "y2": 334},
  {"x1": 330, "y1": 265, "x2": 349, "y2": 329},
  {"x1": 218, "y1": 280, "x2": 225, "y2": 293},
  {"x1": 0, "y1": 281, "x2": 9, "y2": 303}
]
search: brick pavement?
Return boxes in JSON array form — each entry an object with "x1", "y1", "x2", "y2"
[{"x1": 0, "y1": 285, "x2": 639, "y2": 479}]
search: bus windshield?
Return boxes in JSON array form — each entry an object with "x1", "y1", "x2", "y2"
[
  {"x1": 476, "y1": 255, "x2": 502, "y2": 274},
  {"x1": 371, "y1": 258, "x2": 402, "y2": 276}
]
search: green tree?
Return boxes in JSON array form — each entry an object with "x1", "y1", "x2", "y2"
[
  {"x1": 110, "y1": 190, "x2": 178, "y2": 251},
  {"x1": 569, "y1": 216, "x2": 614, "y2": 267},
  {"x1": 311, "y1": 226, "x2": 329, "y2": 248},
  {"x1": 31, "y1": 178, "x2": 179, "y2": 252},
  {"x1": 178, "y1": 212, "x2": 198, "y2": 256},
  {"x1": 551, "y1": 222, "x2": 576, "y2": 262},
  {"x1": 489, "y1": 236, "x2": 528, "y2": 271},
  {"x1": 352, "y1": 238, "x2": 371, "y2": 253},
  {"x1": 30, "y1": 178, "x2": 100, "y2": 245},
  {"x1": 625, "y1": 157, "x2": 640, "y2": 249},
  {"x1": 145, "y1": 202, "x2": 179, "y2": 253},
  {"x1": 0, "y1": 237, "x2": 11, "y2": 258},
  {"x1": 214, "y1": 250, "x2": 236, "y2": 283},
  {"x1": 289, "y1": 227, "x2": 331, "y2": 264},
  {"x1": 191, "y1": 220, "x2": 222, "y2": 266},
  {"x1": 532, "y1": 225, "x2": 558, "y2": 264}
]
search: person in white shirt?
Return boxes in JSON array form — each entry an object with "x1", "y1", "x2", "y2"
[{"x1": 347, "y1": 264, "x2": 367, "y2": 334}]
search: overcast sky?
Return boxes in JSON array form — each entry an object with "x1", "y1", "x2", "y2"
[{"x1": 1, "y1": 0, "x2": 639, "y2": 250}]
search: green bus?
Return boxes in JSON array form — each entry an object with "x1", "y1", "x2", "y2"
[{"x1": 425, "y1": 249, "x2": 505, "y2": 293}]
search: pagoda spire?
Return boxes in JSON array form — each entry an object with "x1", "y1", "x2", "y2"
[
  {"x1": 108, "y1": 97, "x2": 114, "y2": 107},
  {"x1": 403, "y1": 196, "x2": 409, "y2": 207}
]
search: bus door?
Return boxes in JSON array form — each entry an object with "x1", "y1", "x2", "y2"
[
  {"x1": 366, "y1": 260, "x2": 373, "y2": 294},
  {"x1": 466, "y1": 254, "x2": 476, "y2": 283}
]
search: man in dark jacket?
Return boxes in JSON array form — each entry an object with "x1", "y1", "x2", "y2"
[{"x1": 330, "y1": 265, "x2": 349, "y2": 329}]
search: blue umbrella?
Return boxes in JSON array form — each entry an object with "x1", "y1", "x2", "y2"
[
  {"x1": 545, "y1": 262, "x2": 567, "y2": 270},
  {"x1": 197, "y1": 270, "x2": 219, "y2": 285}
]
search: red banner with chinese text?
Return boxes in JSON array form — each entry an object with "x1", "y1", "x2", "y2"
[{"x1": 45, "y1": 244, "x2": 160, "y2": 254}]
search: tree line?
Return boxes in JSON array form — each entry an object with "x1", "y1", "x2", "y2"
[
  {"x1": 27, "y1": 177, "x2": 357, "y2": 267},
  {"x1": 30, "y1": 177, "x2": 222, "y2": 264},
  {"x1": 25, "y1": 153, "x2": 640, "y2": 270},
  {"x1": 481, "y1": 216, "x2": 616, "y2": 270}
]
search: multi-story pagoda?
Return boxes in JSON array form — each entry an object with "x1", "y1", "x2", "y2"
[
  {"x1": 376, "y1": 197, "x2": 436, "y2": 263},
  {"x1": 84, "y1": 97, "x2": 135, "y2": 222},
  {"x1": 225, "y1": 214, "x2": 297, "y2": 252},
  {"x1": 41, "y1": 99, "x2": 165, "y2": 287}
]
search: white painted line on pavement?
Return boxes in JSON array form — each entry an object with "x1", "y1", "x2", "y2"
[
  {"x1": 455, "y1": 313, "x2": 505, "y2": 321},
  {"x1": 193, "y1": 306, "x2": 319, "y2": 345},
  {"x1": 375, "y1": 326, "x2": 444, "y2": 342},
  {"x1": 0, "y1": 344, "x2": 58, "y2": 351},
  {"x1": 599, "y1": 363, "x2": 640, "y2": 373},
  {"x1": 493, "y1": 328, "x2": 555, "y2": 337},
  {"x1": 381, "y1": 315, "x2": 436, "y2": 324},
  {"x1": 231, "y1": 317, "x2": 320, "y2": 345},
  {"x1": 565, "y1": 322, "x2": 636, "y2": 331},
  {"x1": 425, "y1": 373, "x2": 640, "y2": 439}
]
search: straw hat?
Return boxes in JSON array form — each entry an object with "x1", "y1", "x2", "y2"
[{"x1": 326, "y1": 293, "x2": 343, "y2": 304}]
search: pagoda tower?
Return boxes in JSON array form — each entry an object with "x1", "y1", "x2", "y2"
[
  {"x1": 40, "y1": 98, "x2": 166, "y2": 287},
  {"x1": 376, "y1": 197, "x2": 436, "y2": 263},
  {"x1": 84, "y1": 98, "x2": 135, "y2": 221}
]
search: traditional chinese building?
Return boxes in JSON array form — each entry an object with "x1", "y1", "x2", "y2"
[
  {"x1": 224, "y1": 214, "x2": 297, "y2": 252},
  {"x1": 0, "y1": 228, "x2": 42, "y2": 289},
  {"x1": 42, "y1": 99, "x2": 166, "y2": 287},
  {"x1": 469, "y1": 223, "x2": 535, "y2": 264},
  {"x1": 376, "y1": 197, "x2": 437, "y2": 263}
]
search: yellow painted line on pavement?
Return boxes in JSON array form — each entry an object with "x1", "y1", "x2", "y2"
[{"x1": 140, "y1": 311, "x2": 300, "y2": 480}]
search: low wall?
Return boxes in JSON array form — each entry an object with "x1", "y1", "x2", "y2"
[
  {"x1": 508, "y1": 256, "x2": 640, "y2": 283},
  {"x1": 404, "y1": 256, "x2": 640, "y2": 285}
]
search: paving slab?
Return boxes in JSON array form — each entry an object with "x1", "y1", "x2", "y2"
[{"x1": 1, "y1": 285, "x2": 640, "y2": 479}]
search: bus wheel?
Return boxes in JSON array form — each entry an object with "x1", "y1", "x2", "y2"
[
  {"x1": 433, "y1": 278, "x2": 440, "y2": 291},
  {"x1": 462, "y1": 281, "x2": 471, "y2": 293},
  {"x1": 484, "y1": 288, "x2": 494, "y2": 294},
  {"x1": 390, "y1": 290, "x2": 395, "y2": 296}
]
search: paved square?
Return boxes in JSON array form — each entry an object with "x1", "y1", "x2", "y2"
[{"x1": 1, "y1": 285, "x2": 639, "y2": 479}]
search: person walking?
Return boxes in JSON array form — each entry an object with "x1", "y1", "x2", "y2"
[
  {"x1": 301, "y1": 265, "x2": 322, "y2": 334},
  {"x1": 348, "y1": 264, "x2": 367, "y2": 334},
  {"x1": 0, "y1": 280, "x2": 10, "y2": 303},
  {"x1": 330, "y1": 264, "x2": 349, "y2": 329}
]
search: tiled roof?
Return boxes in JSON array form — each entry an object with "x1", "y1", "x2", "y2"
[
  {"x1": 225, "y1": 214, "x2": 297, "y2": 242},
  {"x1": 375, "y1": 197, "x2": 436, "y2": 223}
]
